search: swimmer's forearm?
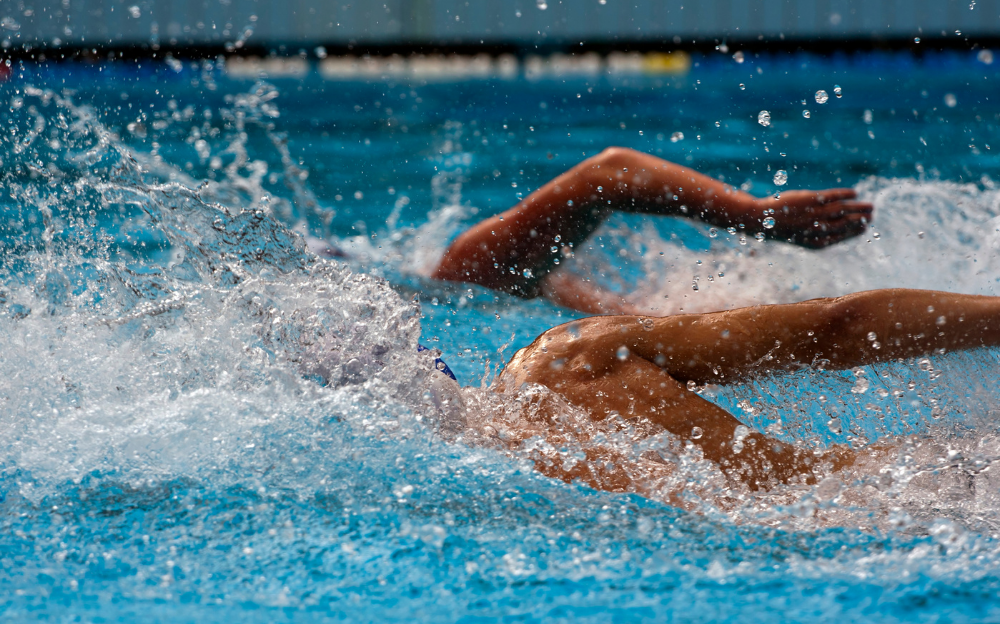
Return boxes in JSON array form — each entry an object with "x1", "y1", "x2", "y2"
[
  {"x1": 815, "y1": 289, "x2": 1000, "y2": 367},
  {"x1": 612, "y1": 289, "x2": 1000, "y2": 384},
  {"x1": 579, "y1": 148, "x2": 760, "y2": 227}
]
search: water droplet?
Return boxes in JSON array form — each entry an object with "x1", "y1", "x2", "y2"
[
  {"x1": 827, "y1": 418, "x2": 842, "y2": 434},
  {"x1": 978, "y1": 49, "x2": 994, "y2": 64},
  {"x1": 762, "y1": 216, "x2": 776, "y2": 229},
  {"x1": 686, "y1": 380, "x2": 697, "y2": 391},
  {"x1": 616, "y1": 346, "x2": 630, "y2": 360},
  {"x1": 834, "y1": 85, "x2": 843, "y2": 98},
  {"x1": 536, "y1": 0, "x2": 548, "y2": 9},
  {"x1": 732, "y1": 51, "x2": 745, "y2": 63},
  {"x1": 757, "y1": 110, "x2": 771, "y2": 126},
  {"x1": 690, "y1": 426, "x2": 704, "y2": 439},
  {"x1": 773, "y1": 170, "x2": 787, "y2": 185},
  {"x1": 739, "y1": 83, "x2": 745, "y2": 90},
  {"x1": 522, "y1": 268, "x2": 533, "y2": 278},
  {"x1": 851, "y1": 377, "x2": 870, "y2": 394},
  {"x1": 128, "y1": 5, "x2": 141, "y2": 18},
  {"x1": 944, "y1": 93, "x2": 957, "y2": 108},
  {"x1": 708, "y1": 227, "x2": 718, "y2": 238},
  {"x1": 640, "y1": 318, "x2": 655, "y2": 331},
  {"x1": 815, "y1": 90, "x2": 829, "y2": 104},
  {"x1": 867, "y1": 332, "x2": 877, "y2": 341},
  {"x1": 914, "y1": 37, "x2": 921, "y2": 43},
  {"x1": 802, "y1": 109, "x2": 811, "y2": 118},
  {"x1": 670, "y1": 131, "x2": 684, "y2": 142}
]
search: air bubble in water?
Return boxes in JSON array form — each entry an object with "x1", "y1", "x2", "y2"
[
  {"x1": 670, "y1": 131, "x2": 684, "y2": 142},
  {"x1": 733, "y1": 51, "x2": 745, "y2": 63},
  {"x1": 944, "y1": 93, "x2": 957, "y2": 107},
  {"x1": 773, "y1": 170, "x2": 787, "y2": 185},
  {"x1": 616, "y1": 346, "x2": 630, "y2": 360},
  {"x1": 128, "y1": 5, "x2": 141, "y2": 18},
  {"x1": 762, "y1": 216, "x2": 775, "y2": 229},
  {"x1": 834, "y1": 85, "x2": 842, "y2": 98},
  {"x1": 757, "y1": 110, "x2": 771, "y2": 126},
  {"x1": 815, "y1": 90, "x2": 829, "y2": 104}
]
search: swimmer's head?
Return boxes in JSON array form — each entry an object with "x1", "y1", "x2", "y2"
[{"x1": 299, "y1": 333, "x2": 389, "y2": 386}]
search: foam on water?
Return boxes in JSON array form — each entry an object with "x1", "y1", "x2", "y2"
[{"x1": 5, "y1": 75, "x2": 1000, "y2": 621}]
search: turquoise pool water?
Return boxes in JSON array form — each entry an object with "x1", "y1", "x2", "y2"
[{"x1": 3, "y1": 51, "x2": 1000, "y2": 622}]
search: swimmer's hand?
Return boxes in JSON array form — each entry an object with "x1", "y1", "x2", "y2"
[{"x1": 754, "y1": 189, "x2": 873, "y2": 249}]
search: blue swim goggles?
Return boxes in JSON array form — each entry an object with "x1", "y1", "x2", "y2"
[{"x1": 417, "y1": 344, "x2": 458, "y2": 382}]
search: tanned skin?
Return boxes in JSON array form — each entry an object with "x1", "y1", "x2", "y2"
[
  {"x1": 496, "y1": 289, "x2": 1000, "y2": 491},
  {"x1": 433, "y1": 147, "x2": 874, "y2": 314}
]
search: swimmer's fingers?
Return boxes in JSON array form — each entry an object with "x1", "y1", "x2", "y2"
[
  {"x1": 790, "y1": 213, "x2": 870, "y2": 248},
  {"x1": 811, "y1": 188, "x2": 858, "y2": 204},
  {"x1": 813, "y1": 199, "x2": 874, "y2": 219}
]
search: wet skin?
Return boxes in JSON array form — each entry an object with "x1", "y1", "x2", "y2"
[
  {"x1": 434, "y1": 147, "x2": 874, "y2": 314},
  {"x1": 496, "y1": 289, "x2": 1000, "y2": 491}
]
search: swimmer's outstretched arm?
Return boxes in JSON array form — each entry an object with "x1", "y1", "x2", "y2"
[
  {"x1": 433, "y1": 147, "x2": 873, "y2": 299},
  {"x1": 503, "y1": 289, "x2": 1000, "y2": 488}
]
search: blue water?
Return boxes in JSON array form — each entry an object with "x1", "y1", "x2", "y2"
[{"x1": 3, "y1": 51, "x2": 1000, "y2": 622}]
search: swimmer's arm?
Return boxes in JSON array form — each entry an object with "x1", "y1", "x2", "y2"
[
  {"x1": 626, "y1": 289, "x2": 1000, "y2": 385},
  {"x1": 433, "y1": 147, "x2": 872, "y2": 297}
]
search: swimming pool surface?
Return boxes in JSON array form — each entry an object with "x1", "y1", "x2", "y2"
[{"x1": 3, "y1": 51, "x2": 1000, "y2": 622}]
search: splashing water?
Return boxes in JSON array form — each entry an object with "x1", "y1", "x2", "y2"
[{"x1": 7, "y1": 58, "x2": 1000, "y2": 621}]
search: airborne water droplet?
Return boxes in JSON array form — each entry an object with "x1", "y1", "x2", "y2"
[
  {"x1": 616, "y1": 346, "x2": 630, "y2": 360},
  {"x1": 834, "y1": 85, "x2": 843, "y2": 98},
  {"x1": 733, "y1": 51, "x2": 745, "y2": 63},
  {"x1": 690, "y1": 426, "x2": 704, "y2": 439},
  {"x1": 757, "y1": 110, "x2": 771, "y2": 126},
  {"x1": 802, "y1": 109, "x2": 811, "y2": 118},
  {"x1": 773, "y1": 170, "x2": 787, "y2": 185},
  {"x1": 762, "y1": 216, "x2": 775, "y2": 229},
  {"x1": 708, "y1": 227, "x2": 718, "y2": 238},
  {"x1": 739, "y1": 83, "x2": 746, "y2": 90},
  {"x1": 815, "y1": 90, "x2": 829, "y2": 104},
  {"x1": 670, "y1": 131, "x2": 684, "y2": 142},
  {"x1": 128, "y1": 5, "x2": 141, "y2": 18}
]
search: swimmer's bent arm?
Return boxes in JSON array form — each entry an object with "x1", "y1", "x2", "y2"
[
  {"x1": 504, "y1": 289, "x2": 1000, "y2": 487},
  {"x1": 433, "y1": 147, "x2": 872, "y2": 300}
]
